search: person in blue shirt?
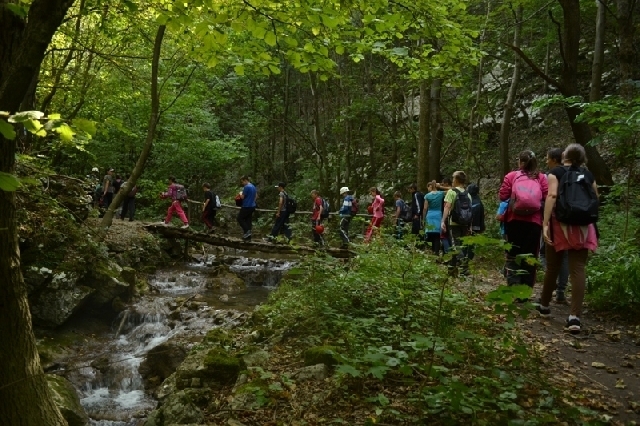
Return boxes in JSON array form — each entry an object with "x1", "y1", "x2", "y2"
[
  {"x1": 496, "y1": 200, "x2": 509, "y2": 239},
  {"x1": 338, "y1": 186, "x2": 354, "y2": 248},
  {"x1": 237, "y1": 175, "x2": 257, "y2": 241}
]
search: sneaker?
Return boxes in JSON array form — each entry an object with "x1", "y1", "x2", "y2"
[
  {"x1": 555, "y1": 291, "x2": 567, "y2": 304},
  {"x1": 535, "y1": 304, "x2": 551, "y2": 318},
  {"x1": 181, "y1": 224, "x2": 189, "y2": 229},
  {"x1": 565, "y1": 317, "x2": 581, "y2": 334},
  {"x1": 243, "y1": 231, "x2": 252, "y2": 240},
  {"x1": 263, "y1": 237, "x2": 274, "y2": 243},
  {"x1": 155, "y1": 221, "x2": 168, "y2": 226}
]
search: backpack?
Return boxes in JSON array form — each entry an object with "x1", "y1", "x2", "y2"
[
  {"x1": 450, "y1": 188, "x2": 473, "y2": 226},
  {"x1": 284, "y1": 192, "x2": 297, "y2": 214},
  {"x1": 214, "y1": 194, "x2": 221, "y2": 209},
  {"x1": 555, "y1": 166, "x2": 599, "y2": 225},
  {"x1": 320, "y1": 198, "x2": 330, "y2": 219},
  {"x1": 129, "y1": 185, "x2": 138, "y2": 197},
  {"x1": 471, "y1": 200, "x2": 485, "y2": 233},
  {"x1": 509, "y1": 172, "x2": 542, "y2": 215},
  {"x1": 174, "y1": 184, "x2": 188, "y2": 201},
  {"x1": 351, "y1": 198, "x2": 359, "y2": 215},
  {"x1": 400, "y1": 200, "x2": 413, "y2": 221}
]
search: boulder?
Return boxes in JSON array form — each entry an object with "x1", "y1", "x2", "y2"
[
  {"x1": 46, "y1": 374, "x2": 89, "y2": 426},
  {"x1": 83, "y1": 261, "x2": 130, "y2": 306},
  {"x1": 303, "y1": 346, "x2": 340, "y2": 367},
  {"x1": 30, "y1": 273, "x2": 95, "y2": 327},
  {"x1": 175, "y1": 348, "x2": 245, "y2": 390},
  {"x1": 243, "y1": 350, "x2": 270, "y2": 368},
  {"x1": 140, "y1": 342, "x2": 187, "y2": 390},
  {"x1": 161, "y1": 390, "x2": 204, "y2": 425},
  {"x1": 24, "y1": 266, "x2": 53, "y2": 295},
  {"x1": 291, "y1": 364, "x2": 329, "y2": 382}
]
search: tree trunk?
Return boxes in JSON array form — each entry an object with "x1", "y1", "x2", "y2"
[
  {"x1": 417, "y1": 81, "x2": 430, "y2": 189},
  {"x1": 428, "y1": 79, "x2": 442, "y2": 181},
  {"x1": 500, "y1": 5, "x2": 523, "y2": 177},
  {"x1": 589, "y1": 0, "x2": 606, "y2": 102},
  {"x1": 558, "y1": 0, "x2": 613, "y2": 185},
  {"x1": 616, "y1": 0, "x2": 636, "y2": 99},
  {"x1": 101, "y1": 25, "x2": 166, "y2": 227},
  {"x1": 0, "y1": 1, "x2": 75, "y2": 424},
  {"x1": 309, "y1": 72, "x2": 328, "y2": 194}
]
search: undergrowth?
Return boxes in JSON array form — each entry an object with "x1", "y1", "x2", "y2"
[{"x1": 259, "y1": 238, "x2": 598, "y2": 424}]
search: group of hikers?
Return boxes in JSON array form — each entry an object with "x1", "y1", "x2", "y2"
[{"x1": 92, "y1": 167, "x2": 138, "y2": 221}]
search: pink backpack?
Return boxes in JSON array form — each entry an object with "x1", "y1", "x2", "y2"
[{"x1": 509, "y1": 172, "x2": 542, "y2": 215}]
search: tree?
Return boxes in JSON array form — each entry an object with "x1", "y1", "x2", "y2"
[{"x1": 0, "y1": 1, "x2": 76, "y2": 424}]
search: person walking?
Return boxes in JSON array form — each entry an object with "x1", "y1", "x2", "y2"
[
  {"x1": 467, "y1": 183, "x2": 485, "y2": 262},
  {"x1": 499, "y1": 151, "x2": 548, "y2": 287},
  {"x1": 310, "y1": 190, "x2": 325, "y2": 246},
  {"x1": 441, "y1": 171, "x2": 473, "y2": 276},
  {"x1": 120, "y1": 178, "x2": 137, "y2": 221},
  {"x1": 537, "y1": 143, "x2": 599, "y2": 334},
  {"x1": 393, "y1": 191, "x2": 406, "y2": 239},
  {"x1": 159, "y1": 176, "x2": 189, "y2": 228},
  {"x1": 540, "y1": 147, "x2": 570, "y2": 303},
  {"x1": 424, "y1": 180, "x2": 445, "y2": 255},
  {"x1": 102, "y1": 168, "x2": 115, "y2": 208},
  {"x1": 338, "y1": 186, "x2": 354, "y2": 248},
  {"x1": 237, "y1": 176, "x2": 257, "y2": 240},
  {"x1": 364, "y1": 187, "x2": 384, "y2": 243},
  {"x1": 407, "y1": 183, "x2": 424, "y2": 237},
  {"x1": 201, "y1": 183, "x2": 217, "y2": 232},
  {"x1": 266, "y1": 182, "x2": 292, "y2": 243}
]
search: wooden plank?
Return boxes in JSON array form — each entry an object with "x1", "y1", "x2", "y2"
[
  {"x1": 185, "y1": 200, "x2": 372, "y2": 217},
  {"x1": 145, "y1": 224, "x2": 354, "y2": 259}
]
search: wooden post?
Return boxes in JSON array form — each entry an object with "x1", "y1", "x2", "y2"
[{"x1": 184, "y1": 200, "x2": 192, "y2": 260}]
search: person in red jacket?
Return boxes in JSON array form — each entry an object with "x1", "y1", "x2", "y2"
[
  {"x1": 365, "y1": 187, "x2": 384, "y2": 243},
  {"x1": 310, "y1": 190, "x2": 325, "y2": 246},
  {"x1": 159, "y1": 176, "x2": 189, "y2": 229}
]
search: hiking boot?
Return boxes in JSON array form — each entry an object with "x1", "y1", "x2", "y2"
[
  {"x1": 243, "y1": 231, "x2": 252, "y2": 240},
  {"x1": 555, "y1": 291, "x2": 567, "y2": 304},
  {"x1": 565, "y1": 317, "x2": 581, "y2": 334},
  {"x1": 535, "y1": 304, "x2": 551, "y2": 318},
  {"x1": 181, "y1": 224, "x2": 189, "y2": 229}
]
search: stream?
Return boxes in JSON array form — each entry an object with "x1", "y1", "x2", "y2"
[{"x1": 57, "y1": 254, "x2": 293, "y2": 426}]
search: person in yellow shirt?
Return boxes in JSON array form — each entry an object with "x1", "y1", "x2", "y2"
[{"x1": 440, "y1": 171, "x2": 473, "y2": 276}]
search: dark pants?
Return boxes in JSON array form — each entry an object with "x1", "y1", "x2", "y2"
[
  {"x1": 426, "y1": 232, "x2": 441, "y2": 255},
  {"x1": 411, "y1": 217, "x2": 421, "y2": 235},
  {"x1": 339, "y1": 216, "x2": 351, "y2": 245},
  {"x1": 311, "y1": 220, "x2": 324, "y2": 245},
  {"x1": 394, "y1": 219, "x2": 405, "y2": 239},
  {"x1": 270, "y1": 211, "x2": 292, "y2": 239},
  {"x1": 237, "y1": 207, "x2": 255, "y2": 235},
  {"x1": 504, "y1": 220, "x2": 542, "y2": 287},
  {"x1": 448, "y1": 226, "x2": 470, "y2": 275},
  {"x1": 120, "y1": 197, "x2": 135, "y2": 221},
  {"x1": 102, "y1": 192, "x2": 113, "y2": 208},
  {"x1": 201, "y1": 209, "x2": 216, "y2": 229}
]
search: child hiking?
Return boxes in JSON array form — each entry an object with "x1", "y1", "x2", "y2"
[
  {"x1": 159, "y1": 176, "x2": 189, "y2": 228},
  {"x1": 201, "y1": 183, "x2": 217, "y2": 232},
  {"x1": 310, "y1": 190, "x2": 325, "y2": 246},
  {"x1": 266, "y1": 182, "x2": 292, "y2": 243},
  {"x1": 364, "y1": 187, "x2": 384, "y2": 243},
  {"x1": 338, "y1": 186, "x2": 354, "y2": 249}
]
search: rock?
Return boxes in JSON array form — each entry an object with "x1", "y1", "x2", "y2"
[
  {"x1": 120, "y1": 266, "x2": 137, "y2": 288},
  {"x1": 230, "y1": 390, "x2": 260, "y2": 411},
  {"x1": 243, "y1": 350, "x2": 270, "y2": 367},
  {"x1": 291, "y1": 364, "x2": 329, "y2": 382},
  {"x1": 228, "y1": 419, "x2": 247, "y2": 426},
  {"x1": 140, "y1": 342, "x2": 187, "y2": 390},
  {"x1": 175, "y1": 348, "x2": 245, "y2": 389},
  {"x1": 203, "y1": 328, "x2": 232, "y2": 346},
  {"x1": 143, "y1": 409, "x2": 162, "y2": 426},
  {"x1": 90, "y1": 356, "x2": 110, "y2": 374},
  {"x1": 24, "y1": 266, "x2": 53, "y2": 294},
  {"x1": 219, "y1": 294, "x2": 229, "y2": 302},
  {"x1": 46, "y1": 374, "x2": 89, "y2": 426},
  {"x1": 303, "y1": 346, "x2": 339, "y2": 367},
  {"x1": 161, "y1": 390, "x2": 204, "y2": 425},
  {"x1": 30, "y1": 276, "x2": 95, "y2": 327},
  {"x1": 111, "y1": 296, "x2": 127, "y2": 313}
]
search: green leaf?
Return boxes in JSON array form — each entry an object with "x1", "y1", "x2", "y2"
[
  {"x1": 268, "y1": 64, "x2": 281, "y2": 75},
  {"x1": 335, "y1": 45, "x2": 345, "y2": 55},
  {"x1": 8, "y1": 111, "x2": 44, "y2": 123},
  {"x1": 72, "y1": 118, "x2": 97, "y2": 136},
  {"x1": 264, "y1": 32, "x2": 277, "y2": 47},
  {"x1": 55, "y1": 124, "x2": 75, "y2": 142},
  {"x1": 0, "y1": 118, "x2": 16, "y2": 139},
  {"x1": 336, "y1": 364, "x2": 361, "y2": 377},
  {"x1": 0, "y1": 172, "x2": 20, "y2": 191},
  {"x1": 234, "y1": 64, "x2": 245, "y2": 75},
  {"x1": 5, "y1": 3, "x2": 27, "y2": 18}
]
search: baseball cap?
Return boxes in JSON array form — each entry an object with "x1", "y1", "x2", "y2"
[
  {"x1": 91, "y1": 167, "x2": 99, "y2": 172},
  {"x1": 275, "y1": 182, "x2": 286, "y2": 188},
  {"x1": 339, "y1": 186, "x2": 350, "y2": 194},
  {"x1": 108, "y1": 168, "x2": 114, "y2": 172}
]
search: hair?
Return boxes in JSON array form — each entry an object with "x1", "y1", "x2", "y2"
[
  {"x1": 311, "y1": 189, "x2": 319, "y2": 196},
  {"x1": 393, "y1": 191, "x2": 402, "y2": 199},
  {"x1": 169, "y1": 176, "x2": 176, "y2": 183},
  {"x1": 452, "y1": 171, "x2": 467, "y2": 185},
  {"x1": 427, "y1": 180, "x2": 436, "y2": 191},
  {"x1": 240, "y1": 175, "x2": 250, "y2": 182},
  {"x1": 408, "y1": 183, "x2": 418, "y2": 191},
  {"x1": 442, "y1": 177, "x2": 452, "y2": 185},
  {"x1": 518, "y1": 150, "x2": 538, "y2": 177},
  {"x1": 368, "y1": 186, "x2": 380, "y2": 195},
  {"x1": 547, "y1": 148, "x2": 563, "y2": 164},
  {"x1": 202, "y1": 182, "x2": 211, "y2": 189},
  {"x1": 563, "y1": 143, "x2": 587, "y2": 166}
]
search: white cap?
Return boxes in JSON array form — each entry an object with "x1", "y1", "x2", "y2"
[
  {"x1": 91, "y1": 167, "x2": 99, "y2": 172},
  {"x1": 339, "y1": 186, "x2": 350, "y2": 194}
]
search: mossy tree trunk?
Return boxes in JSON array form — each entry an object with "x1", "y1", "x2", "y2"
[{"x1": 0, "y1": 1, "x2": 75, "y2": 424}]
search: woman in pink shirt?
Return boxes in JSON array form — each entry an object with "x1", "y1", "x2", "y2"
[
  {"x1": 365, "y1": 187, "x2": 384, "y2": 243},
  {"x1": 498, "y1": 150, "x2": 548, "y2": 287}
]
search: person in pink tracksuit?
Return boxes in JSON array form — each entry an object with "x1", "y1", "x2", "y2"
[
  {"x1": 364, "y1": 187, "x2": 384, "y2": 243},
  {"x1": 159, "y1": 176, "x2": 189, "y2": 228}
]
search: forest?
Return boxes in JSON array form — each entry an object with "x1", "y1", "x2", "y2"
[{"x1": 1, "y1": 0, "x2": 639, "y2": 425}]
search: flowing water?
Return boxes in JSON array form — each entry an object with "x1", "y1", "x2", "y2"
[{"x1": 58, "y1": 255, "x2": 293, "y2": 426}]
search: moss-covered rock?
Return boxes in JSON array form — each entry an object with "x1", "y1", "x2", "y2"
[
  {"x1": 202, "y1": 348, "x2": 245, "y2": 383},
  {"x1": 203, "y1": 328, "x2": 232, "y2": 346},
  {"x1": 175, "y1": 347, "x2": 245, "y2": 389},
  {"x1": 46, "y1": 374, "x2": 89, "y2": 426},
  {"x1": 160, "y1": 390, "x2": 204, "y2": 425},
  {"x1": 303, "y1": 346, "x2": 340, "y2": 367}
]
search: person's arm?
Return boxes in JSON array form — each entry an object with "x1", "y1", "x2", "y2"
[
  {"x1": 203, "y1": 197, "x2": 210, "y2": 211},
  {"x1": 422, "y1": 199, "x2": 428, "y2": 223},
  {"x1": 395, "y1": 203, "x2": 401, "y2": 220},
  {"x1": 441, "y1": 202, "x2": 451, "y2": 232},
  {"x1": 103, "y1": 179, "x2": 109, "y2": 195},
  {"x1": 543, "y1": 174, "x2": 558, "y2": 245},
  {"x1": 239, "y1": 187, "x2": 246, "y2": 199},
  {"x1": 276, "y1": 194, "x2": 284, "y2": 216},
  {"x1": 498, "y1": 173, "x2": 513, "y2": 202},
  {"x1": 318, "y1": 200, "x2": 323, "y2": 218}
]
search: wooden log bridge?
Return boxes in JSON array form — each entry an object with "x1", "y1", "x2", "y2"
[{"x1": 145, "y1": 224, "x2": 354, "y2": 258}]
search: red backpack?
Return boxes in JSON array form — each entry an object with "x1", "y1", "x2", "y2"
[{"x1": 509, "y1": 172, "x2": 542, "y2": 215}]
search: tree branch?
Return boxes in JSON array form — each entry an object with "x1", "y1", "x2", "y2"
[
  {"x1": 548, "y1": 10, "x2": 566, "y2": 70},
  {"x1": 505, "y1": 44, "x2": 566, "y2": 95}
]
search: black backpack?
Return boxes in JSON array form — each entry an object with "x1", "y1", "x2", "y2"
[
  {"x1": 320, "y1": 198, "x2": 330, "y2": 219},
  {"x1": 451, "y1": 188, "x2": 473, "y2": 226},
  {"x1": 284, "y1": 192, "x2": 297, "y2": 214},
  {"x1": 400, "y1": 200, "x2": 413, "y2": 221},
  {"x1": 556, "y1": 166, "x2": 599, "y2": 225}
]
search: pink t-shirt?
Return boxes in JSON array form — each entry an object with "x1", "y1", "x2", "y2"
[
  {"x1": 499, "y1": 170, "x2": 548, "y2": 225},
  {"x1": 372, "y1": 195, "x2": 385, "y2": 219}
]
